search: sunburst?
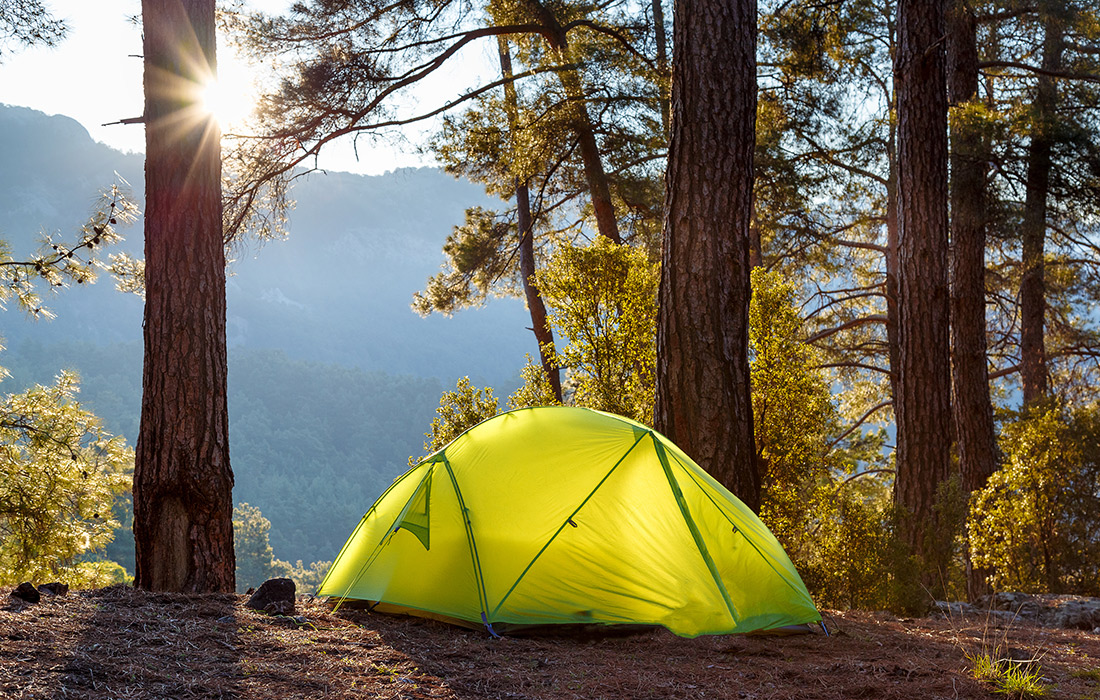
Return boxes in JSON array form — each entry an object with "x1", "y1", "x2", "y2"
[{"x1": 198, "y1": 47, "x2": 259, "y2": 131}]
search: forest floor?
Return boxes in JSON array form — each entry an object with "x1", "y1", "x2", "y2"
[{"x1": 2, "y1": 585, "x2": 1100, "y2": 700}]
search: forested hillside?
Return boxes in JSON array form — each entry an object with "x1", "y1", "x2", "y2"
[
  {"x1": 2, "y1": 340, "x2": 448, "y2": 565},
  {"x1": 0, "y1": 104, "x2": 531, "y2": 570}
]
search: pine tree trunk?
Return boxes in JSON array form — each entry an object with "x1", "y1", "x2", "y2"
[
  {"x1": 883, "y1": 15, "x2": 902, "y2": 412},
  {"x1": 654, "y1": 0, "x2": 759, "y2": 511},
  {"x1": 498, "y1": 37, "x2": 562, "y2": 402},
  {"x1": 526, "y1": 0, "x2": 621, "y2": 244},
  {"x1": 1020, "y1": 11, "x2": 1063, "y2": 406},
  {"x1": 134, "y1": 0, "x2": 235, "y2": 593},
  {"x1": 652, "y1": 0, "x2": 670, "y2": 142},
  {"x1": 893, "y1": 0, "x2": 952, "y2": 593},
  {"x1": 885, "y1": 131, "x2": 901, "y2": 405},
  {"x1": 516, "y1": 182, "x2": 562, "y2": 402},
  {"x1": 947, "y1": 0, "x2": 997, "y2": 600}
]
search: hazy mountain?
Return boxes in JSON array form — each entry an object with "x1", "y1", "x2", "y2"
[
  {"x1": 0, "y1": 103, "x2": 535, "y2": 382},
  {"x1": 0, "y1": 104, "x2": 537, "y2": 565}
]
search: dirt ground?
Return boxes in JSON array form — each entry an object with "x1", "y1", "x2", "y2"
[{"x1": 2, "y1": 586, "x2": 1099, "y2": 699}]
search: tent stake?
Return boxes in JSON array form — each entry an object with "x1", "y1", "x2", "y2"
[{"x1": 482, "y1": 613, "x2": 501, "y2": 638}]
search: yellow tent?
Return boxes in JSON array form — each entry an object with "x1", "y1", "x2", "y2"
[{"x1": 319, "y1": 406, "x2": 820, "y2": 637}]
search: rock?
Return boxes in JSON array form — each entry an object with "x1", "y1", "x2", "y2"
[
  {"x1": 933, "y1": 601, "x2": 976, "y2": 618},
  {"x1": 10, "y1": 582, "x2": 40, "y2": 603},
  {"x1": 246, "y1": 578, "x2": 295, "y2": 615},
  {"x1": 975, "y1": 592, "x2": 1042, "y2": 619},
  {"x1": 37, "y1": 582, "x2": 68, "y2": 597},
  {"x1": 1053, "y1": 599, "x2": 1100, "y2": 630}
]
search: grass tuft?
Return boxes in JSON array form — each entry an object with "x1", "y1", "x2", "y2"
[{"x1": 966, "y1": 651, "x2": 1050, "y2": 700}]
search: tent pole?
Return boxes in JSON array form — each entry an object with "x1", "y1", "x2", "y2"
[{"x1": 440, "y1": 455, "x2": 496, "y2": 634}]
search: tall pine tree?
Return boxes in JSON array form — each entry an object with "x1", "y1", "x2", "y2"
[
  {"x1": 655, "y1": 0, "x2": 760, "y2": 510},
  {"x1": 134, "y1": 0, "x2": 235, "y2": 593}
]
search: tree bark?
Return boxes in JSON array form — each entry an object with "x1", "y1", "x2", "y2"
[
  {"x1": 893, "y1": 0, "x2": 952, "y2": 591},
  {"x1": 526, "y1": 0, "x2": 621, "y2": 244},
  {"x1": 885, "y1": 125, "x2": 901, "y2": 405},
  {"x1": 1019, "y1": 9, "x2": 1063, "y2": 407},
  {"x1": 947, "y1": 0, "x2": 997, "y2": 600},
  {"x1": 652, "y1": 0, "x2": 671, "y2": 142},
  {"x1": 134, "y1": 0, "x2": 235, "y2": 593},
  {"x1": 498, "y1": 36, "x2": 563, "y2": 402},
  {"x1": 654, "y1": 0, "x2": 759, "y2": 511}
]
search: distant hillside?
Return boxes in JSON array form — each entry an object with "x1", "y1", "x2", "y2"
[
  {"x1": 0, "y1": 104, "x2": 537, "y2": 566},
  {"x1": 0, "y1": 103, "x2": 535, "y2": 382}
]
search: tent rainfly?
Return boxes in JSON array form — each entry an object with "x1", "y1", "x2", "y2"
[{"x1": 318, "y1": 406, "x2": 821, "y2": 637}]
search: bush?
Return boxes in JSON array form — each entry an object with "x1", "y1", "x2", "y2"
[
  {"x1": 233, "y1": 501, "x2": 333, "y2": 595},
  {"x1": 969, "y1": 402, "x2": 1100, "y2": 595},
  {"x1": 750, "y1": 268, "x2": 835, "y2": 542},
  {"x1": 535, "y1": 237, "x2": 657, "y2": 424},
  {"x1": 0, "y1": 371, "x2": 132, "y2": 587},
  {"x1": 234, "y1": 502, "x2": 277, "y2": 591},
  {"x1": 412, "y1": 377, "x2": 500, "y2": 465},
  {"x1": 790, "y1": 483, "x2": 894, "y2": 610},
  {"x1": 272, "y1": 558, "x2": 332, "y2": 596}
]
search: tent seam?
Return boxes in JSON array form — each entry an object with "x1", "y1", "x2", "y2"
[
  {"x1": 652, "y1": 434, "x2": 741, "y2": 625},
  {"x1": 488, "y1": 429, "x2": 651, "y2": 619},
  {"x1": 440, "y1": 455, "x2": 495, "y2": 631},
  {"x1": 672, "y1": 451, "x2": 819, "y2": 610}
]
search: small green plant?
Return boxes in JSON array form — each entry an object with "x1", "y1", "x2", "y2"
[
  {"x1": 373, "y1": 663, "x2": 399, "y2": 677},
  {"x1": 1070, "y1": 667, "x2": 1100, "y2": 683},
  {"x1": 966, "y1": 651, "x2": 1050, "y2": 699},
  {"x1": 996, "y1": 662, "x2": 1049, "y2": 699},
  {"x1": 969, "y1": 651, "x2": 1003, "y2": 683}
]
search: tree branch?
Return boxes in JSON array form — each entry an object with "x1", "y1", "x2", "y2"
[
  {"x1": 828, "y1": 400, "x2": 893, "y2": 450},
  {"x1": 806, "y1": 315, "x2": 889, "y2": 344},
  {"x1": 979, "y1": 60, "x2": 1100, "y2": 83}
]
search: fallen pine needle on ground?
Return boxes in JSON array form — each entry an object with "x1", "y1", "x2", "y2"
[{"x1": 2, "y1": 585, "x2": 1099, "y2": 699}]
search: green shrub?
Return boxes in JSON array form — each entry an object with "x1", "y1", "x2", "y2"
[
  {"x1": 535, "y1": 237, "x2": 657, "y2": 425},
  {"x1": 969, "y1": 402, "x2": 1100, "y2": 595},
  {"x1": 412, "y1": 377, "x2": 500, "y2": 465},
  {"x1": 272, "y1": 558, "x2": 332, "y2": 596},
  {"x1": 795, "y1": 484, "x2": 894, "y2": 610},
  {"x1": 0, "y1": 371, "x2": 132, "y2": 587},
  {"x1": 233, "y1": 501, "x2": 331, "y2": 594}
]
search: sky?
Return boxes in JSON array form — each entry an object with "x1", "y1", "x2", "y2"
[{"x1": 0, "y1": 0, "x2": 474, "y2": 175}]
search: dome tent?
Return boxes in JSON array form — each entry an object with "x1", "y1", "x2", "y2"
[{"x1": 318, "y1": 406, "x2": 820, "y2": 637}]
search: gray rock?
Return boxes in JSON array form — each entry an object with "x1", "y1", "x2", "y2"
[
  {"x1": 1053, "y1": 599, "x2": 1100, "y2": 630},
  {"x1": 976, "y1": 592, "x2": 1042, "y2": 619},
  {"x1": 246, "y1": 577, "x2": 296, "y2": 615},
  {"x1": 934, "y1": 601, "x2": 976, "y2": 618}
]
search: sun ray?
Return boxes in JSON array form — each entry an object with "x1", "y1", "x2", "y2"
[{"x1": 198, "y1": 44, "x2": 260, "y2": 131}]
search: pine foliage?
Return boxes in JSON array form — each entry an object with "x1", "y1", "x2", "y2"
[{"x1": 0, "y1": 370, "x2": 132, "y2": 587}]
